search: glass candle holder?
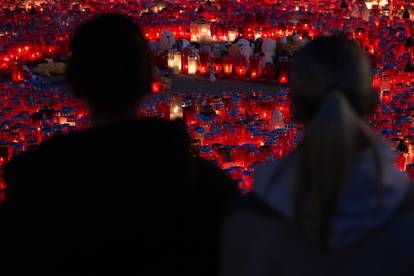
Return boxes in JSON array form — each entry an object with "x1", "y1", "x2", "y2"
[
  {"x1": 249, "y1": 55, "x2": 261, "y2": 80},
  {"x1": 167, "y1": 49, "x2": 182, "y2": 74},
  {"x1": 187, "y1": 53, "x2": 199, "y2": 75},
  {"x1": 235, "y1": 57, "x2": 248, "y2": 78},
  {"x1": 223, "y1": 56, "x2": 234, "y2": 76}
]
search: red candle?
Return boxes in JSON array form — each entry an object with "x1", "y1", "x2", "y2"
[
  {"x1": 152, "y1": 81, "x2": 161, "y2": 94},
  {"x1": 249, "y1": 55, "x2": 261, "y2": 80},
  {"x1": 212, "y1": 56, "x2": 223, "y2": 74},
  {"x1": 235, "y1": 57, "x2": 248, "y2": 78},
  {"x1": 223, "y1": 56, "x2": 234, "y2": 76},
  {"x1": 199, "y1": 64, "x2": 209, "y2": 74},
  {"x1": 11, "y1": 65, "x2": 24, "y2": 83},
  {"x1": 278, "y1": 71, "x2": 289, "y2": 84}
]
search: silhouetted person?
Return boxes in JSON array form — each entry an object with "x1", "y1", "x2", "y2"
[
  {"x1": 1, "y1": 14, "x2": 236, "y2": 276},
  {"x1": 221, "y1": 36, "x2": 414, "y2": 276}
]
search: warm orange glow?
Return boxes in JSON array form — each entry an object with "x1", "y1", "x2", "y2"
[
  {"x1": 214, "y1": 63, "x2": 223, "y2": 73},
  {"x1": 152, "y1": 81, "x2": 161, "y2": 94},
  {"x1": 237, "y1": 68, "x2": 246, "y2": 75},
  {"x1": 223, "y1": 64, "x2": 233, "y2": 75},
  {"x1": 278, "y1": 72, "x2": 288, "y2": 84},
  {"x1": 11, "y1": 68, "x2": 24, "y2": 83},
  {"x1": 250, "y1": 70, "x2": 257, "y2": 79},
  {"x1": 199, "y1": 64, "x2": 209, "y2": 74}
]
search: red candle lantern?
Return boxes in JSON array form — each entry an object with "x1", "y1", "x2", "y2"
[
  {"x1": 249, "y1": 55, "x2": 261, "y2": 80},
  {"x1": 181, "y1": 49, "x2": 191, "y2": 74},
  {"x1": 199, "y1": 63, "x2": 209, "y2": 74},
  {"x1": 199, "y1": 46, "x2": 210, "y2": 74},
  {"x1": 1, "y1": 57, "x2": 10, "y2": 70},
  {"x1": 212, "y1": 56, "x2": 223, "y2": 74},
  {"x1": 251, "y1": 69, "x2": 258, "y2": 79},
  {"x1": 258, "y1": 95, "x2": 275, "y2": 121},
  {"x1": 152, "y1": 75, "x2": 161, "y2": 94},
  {"x1": 223, "y1": 56, "x2": 234, "y2": 76},
  {"x1": 278, "y1": 71, "x2": 289, "y2": 84},
  {"x1": 183, "y1": 99, "x2": 197, "y2": 126},
  {"x1": 235, "y1": 57, "x2": 248, "y2": 78},
  {"x1": 11, "y1": 65, "x2": 24, "y2": 83},
  {"x1": 0, "y1": 179, "x2": 6, "y2": 191},
  {"x1": 29, "y1": 51, "x2": 41, "y2": 62},
  {"x1": 396, "y1": 152, "x2": 406, "y2": 171},
  {"x1": 152, "y1": 82, "x2": 161, "y2": 94},
  {"x1": 355, "y1": 27, "x2": 368, "y2": 46}
]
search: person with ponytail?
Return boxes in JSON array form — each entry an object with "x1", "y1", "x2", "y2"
[{"x1": 220, "y1": 36, "x2": 414, "y2": 276}]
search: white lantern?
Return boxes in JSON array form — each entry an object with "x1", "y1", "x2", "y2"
[
  {"x1": 228, "y1": 28, "x2": 238, "y2": 41},
  {"x1": 190, "y1": 21, "x2": 212, "y2": 42},
  {"x1": 187, "y1": 53, "x2": 199, "y2": 74},
  {"x1": 254, "y1": 27, "x2": 263, "y2": 40},
  {"x1": 199, "y1": 23, "x2": 212, "y2": 41},
  {"x1": 170, "y1": 97, "x2": 184, "y2": 120},
  {"x1": 154, "y1": 1, "x2": 166, "y2": 13},
  {"x1": 365, "y1": 0, "x2": 388, "y2": 9},
  {"x1": 167, "y1": 50, "x2": 182, "y2": 73}
]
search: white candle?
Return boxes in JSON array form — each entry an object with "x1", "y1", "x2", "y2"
[
  {"x1": 167, "y1": 50, "x2": 182, "y2": 73},
  {"x1": 188, "y1": 54, "x2": 198, "y2": 74}
]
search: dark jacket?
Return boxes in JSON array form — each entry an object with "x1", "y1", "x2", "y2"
[
  {"x1": 1, "y1": 118, "x2": 237, "y2": 276},
  {"x1": 221, "y1": 140, "x2": 414, "y2": 276}
]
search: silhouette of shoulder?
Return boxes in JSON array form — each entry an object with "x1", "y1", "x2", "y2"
[{"x1": 3, "y1": 118, "x2": 191, "y2": 207}]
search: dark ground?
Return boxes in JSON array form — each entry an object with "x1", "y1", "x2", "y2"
[
  {"x1": 48, "y1": 74, "x2": 280, "y2": 96},
  {"x1": 169, "y1": 75, "x2": 280, "y2": 95}
]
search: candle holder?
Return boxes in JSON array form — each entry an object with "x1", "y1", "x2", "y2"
[
  {"x1": 249, "y1": 55, "x2": 261, "y2": 80},
  {"x1": 11, "y1": 64, "x2": 24, "y2": 83},
  {"x1": 212, "y1": 55, "x2": 223, "y2": 76},
  {"x1": 167, "y1": 49, "x2": 183, "y2": 74},
  {"x1": 187, "y1": 52, "x2": 199, "y2": 75},
  {"x1": 223, "y1": 56, "x2": 234, "y2": 77},
  {"x1": 235, "y1": 56, "x2": 248, "y2": 79}
]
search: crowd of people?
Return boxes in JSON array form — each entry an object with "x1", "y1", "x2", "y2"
[{"x1": 0, "y1": 14, "x2": 413, "y2": 276}]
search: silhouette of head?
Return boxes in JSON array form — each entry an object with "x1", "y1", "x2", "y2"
[
  {"x1": 67, "y1": 14, "x2": 152, "y2": 121},
  {"x1": 290, "y1": 35, "x2": 376, "y2": 123},
  {"x1": 269, "y1": 36, "x2": 380, "y2": 249}
]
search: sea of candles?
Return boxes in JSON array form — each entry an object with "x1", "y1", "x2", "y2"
[
  {"x1": 0, "y1": 79, "x2": 90, "y2": 201},
  {"x1": 2, "y1": 76, "x2": 414, "y2": 196},
  {"x1": 1, "y1": 0, "x2": 414, "y2": 199}
]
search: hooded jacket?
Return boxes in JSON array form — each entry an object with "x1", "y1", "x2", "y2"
[{"x1": 220, "y1": 140, "x2": 414, "y2": 276}]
